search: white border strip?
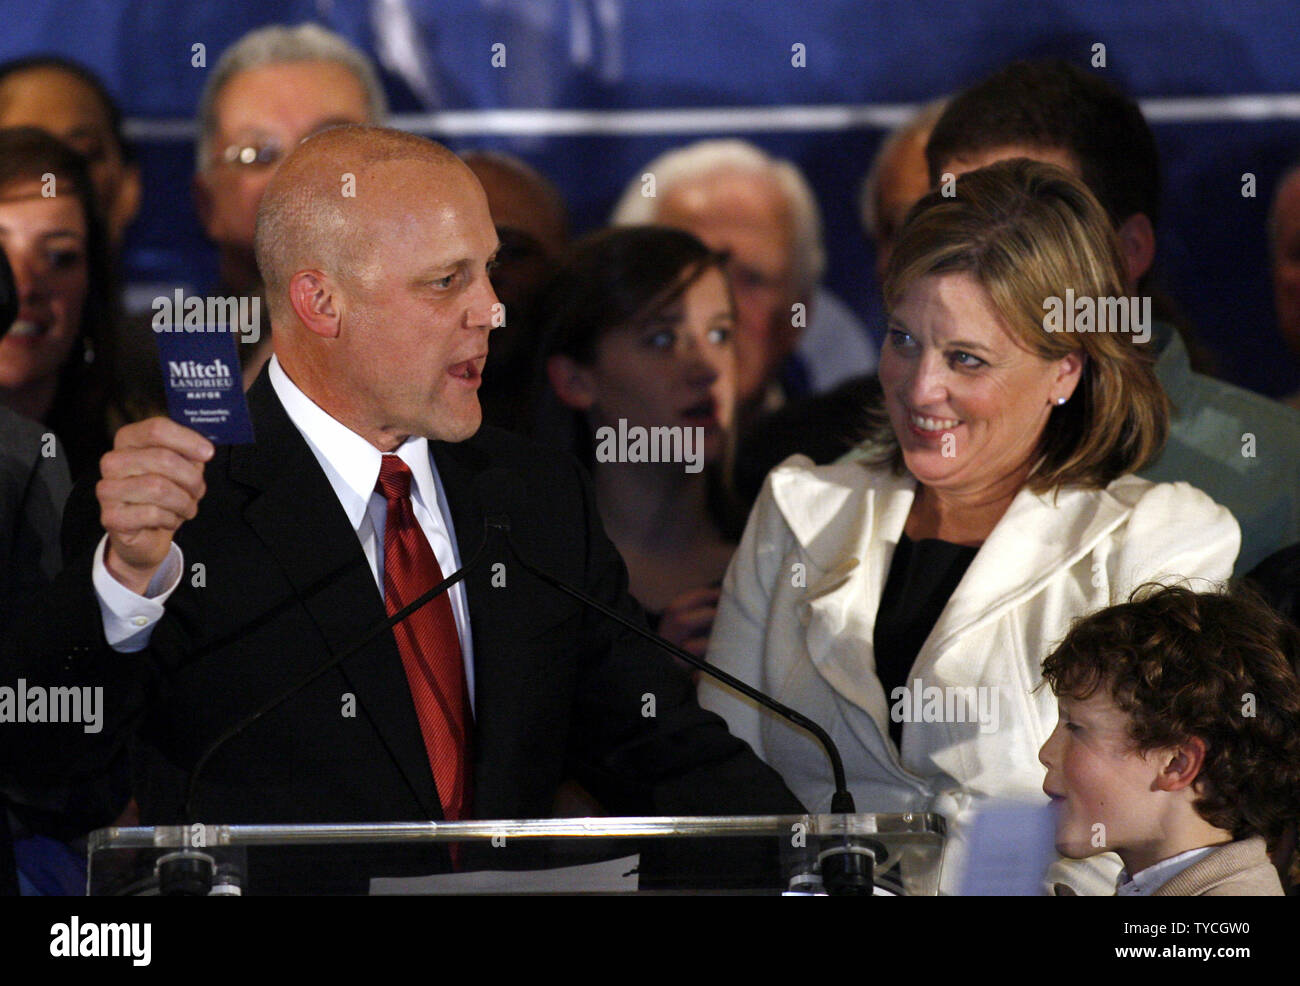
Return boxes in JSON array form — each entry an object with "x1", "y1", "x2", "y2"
[
  {"x1": 387, "y1": 104, "x2": 922, "y2": 135},
  {"x1": 1141, "y1": 93, "x2": 1300, "y2": 122},
  {"x1": 124, "y1": 93, "x2": 1300, "y2": 142}
]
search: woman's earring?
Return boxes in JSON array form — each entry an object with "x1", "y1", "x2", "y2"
[{"x1": 1055, "y1": 396, "x2": 1067, "y2": 405}]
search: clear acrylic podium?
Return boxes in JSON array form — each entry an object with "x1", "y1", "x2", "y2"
[{"x1": 87, "y1": 813, "x2": 946, "y2": 895}]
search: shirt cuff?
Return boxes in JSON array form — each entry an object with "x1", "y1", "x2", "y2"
[{"x1": 93, "y1": 535, "x2": 185, "y2": 652}]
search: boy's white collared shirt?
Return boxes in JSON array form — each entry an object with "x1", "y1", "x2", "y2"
[{"x1": 1116, "y1": 845, "x2": 1218, "y2": 896}]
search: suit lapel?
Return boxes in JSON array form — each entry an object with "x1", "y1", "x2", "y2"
[{"x1": 229, "y1": 373, "x2": 443, "y2": 819}]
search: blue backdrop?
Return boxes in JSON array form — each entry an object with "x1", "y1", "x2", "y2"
[{"x1": 4, "y1": 0, "x2": 1300, "y2": 396}]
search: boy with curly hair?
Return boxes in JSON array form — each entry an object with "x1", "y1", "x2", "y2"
[{"x1": 1038, "y1": 583, "x2": 1300, "y2": 895}]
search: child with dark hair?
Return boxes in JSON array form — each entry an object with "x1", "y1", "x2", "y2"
[
  {"x1": 1038, "y1": 583, "x2": 1300, "y2": 895},
  {"x1": 537, "y1": 225, "x2": 741, "y2": 661}
]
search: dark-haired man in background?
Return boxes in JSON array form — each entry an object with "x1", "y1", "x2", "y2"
[
  {"x1": 461, "y1": 149, "x2": 571, "y2": 434},
  {"x1": 0, "y1": 56, "x2": 140, "y2": 251}
]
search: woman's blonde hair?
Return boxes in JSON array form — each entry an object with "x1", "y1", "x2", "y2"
[{"x1": 865, "y1": 157, "x2": 1168, "y2": 491}]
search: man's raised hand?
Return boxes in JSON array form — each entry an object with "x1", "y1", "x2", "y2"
[{"x1": 97, "y1": 417, "x2": 213, "y2": 594}]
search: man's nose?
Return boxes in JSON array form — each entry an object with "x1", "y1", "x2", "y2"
[{"x1": 467, "y1": 274, "x2": 501, "y2": 331}]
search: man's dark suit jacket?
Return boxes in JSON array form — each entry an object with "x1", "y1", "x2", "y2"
[
  {"x1": 1, "y1": 407, "x2": 71, "y2": 895},
  {"x1": 1, "y1": 371, "x2": 803, "y2": 893}
]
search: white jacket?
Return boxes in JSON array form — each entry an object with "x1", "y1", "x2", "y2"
[{"x1": 700, "y1": 456, "x2": 1240, "y2": 895}]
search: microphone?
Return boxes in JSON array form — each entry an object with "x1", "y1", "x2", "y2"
[
  {"x1": 169, "y1": 466, "x2": 871, "y2": 893},
  {"x1": 480, "y1": 469, "x2": 855, "y2": 812},
  {"x1": 478, "y1": 470, "x2": 876, "y2": 894}
]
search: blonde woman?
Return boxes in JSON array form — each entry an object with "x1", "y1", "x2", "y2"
[{"x1": 700, "y1": 159, "x2": 1240, "y2": 895}]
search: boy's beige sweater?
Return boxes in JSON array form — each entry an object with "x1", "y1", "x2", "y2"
[{"x1": 1151, "y1": 837, "x2": 1283, "y2": 896}]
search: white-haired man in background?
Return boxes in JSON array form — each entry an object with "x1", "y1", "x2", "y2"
[
  {"x1": 611, "y1": 139, "x2": 876, "y2": 428},
  {"x1": 194, "y1": 23, "x2": 388, "y2": 298},
  {"x1": 726, "y1": 107, "x2": 944, "y2": 506},
  {"x1": 193, "y1": 24, "x2": 387, "y2": 385}
]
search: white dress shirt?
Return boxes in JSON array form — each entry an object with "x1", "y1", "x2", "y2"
[
  {"x1": 93, "y1": 355, "x2": 476, "y2": 706},
  {"x1": 1115, "y1": 845, "x2": 1218, "y2": 896}
]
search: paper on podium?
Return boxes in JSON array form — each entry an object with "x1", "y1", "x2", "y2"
[
  {"x1": 369, "y1": 854, "x2": 640, "y2": 894},
  {"x1": 955, "y1": 799, "x2": 1057, "y2": 896}
]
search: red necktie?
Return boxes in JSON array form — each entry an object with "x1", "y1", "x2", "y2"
[{"x1": 375, "y1": 454, "x2": 472, "y2": 821}]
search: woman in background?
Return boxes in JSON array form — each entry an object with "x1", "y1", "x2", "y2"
[
  {"x1": 538, "y1": 225, "x2": 739, "y2": 660},
  {"x1": 0, "y1": 126, "x2": 118, "y2": 480}
]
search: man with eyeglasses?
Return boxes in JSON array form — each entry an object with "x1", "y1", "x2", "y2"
[
  {"x1": 195, "y1": 24, "x2": 385, "y2": 298},
  {"x1": 192, "y1": 24, "x2": 386, "y2": 386}
]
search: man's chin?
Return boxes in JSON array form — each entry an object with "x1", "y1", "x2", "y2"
[{"x1": 426, "y1": 409, "x2": 483, "y2": 444}]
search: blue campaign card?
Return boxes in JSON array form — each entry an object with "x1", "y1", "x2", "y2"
[{"x1": 155, "y1": 326, "x2": 255, "y2": 444}]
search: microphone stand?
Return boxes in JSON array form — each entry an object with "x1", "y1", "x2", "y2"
[
  {"x1": 162, "y1": 511, "x2": 879, "y2": 894},
  {"x1": 487, "y1": 518, "x2": 879, "y2": 895},
  {"x1": 157, "y1": 519, "x2": 502, "y2": 895}
]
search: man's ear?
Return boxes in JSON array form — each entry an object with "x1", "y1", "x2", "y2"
[
  {"x1": 108, "y1": 162, "x2": 142, "y2": 246},
  {"x1": 288, "y1": 270, "x2": 341, "y2": 339},
  {"x1": 546, "y1": 353, "x2": 596, "y2": 411},
  {"x1": 1116, "y1": 212, "x2": 1156, "y2": 292},
  {"x1": 1155, "y1": 736, "x2": 1208, "y2": 793}
]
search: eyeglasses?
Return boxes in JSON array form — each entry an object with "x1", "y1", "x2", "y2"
[{"x1": 219, "y1": 139, "x2": 284, "y2": 169}]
